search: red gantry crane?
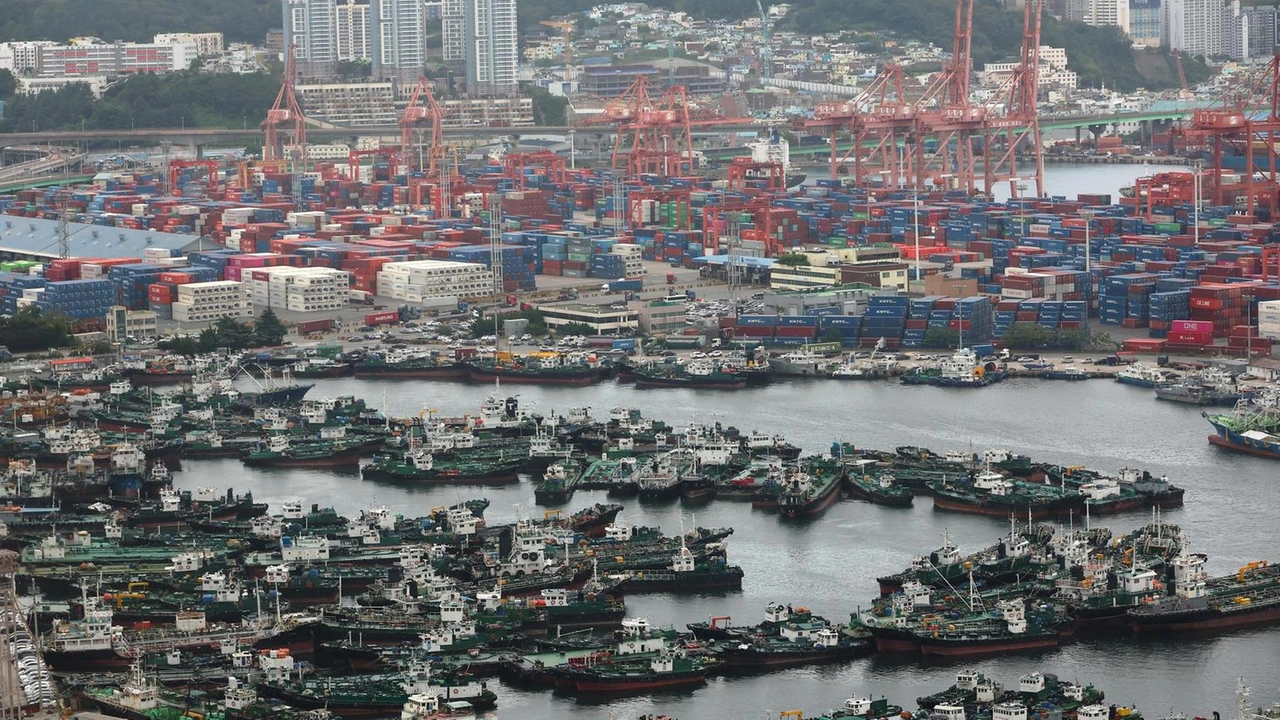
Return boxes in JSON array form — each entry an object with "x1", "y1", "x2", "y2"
[
  {"x1": 805, "y1": 63, "x2": 919, "y2": 189},
  {"x1": 400, "y1": 76, "x2": 450, "y2": 174},
  {"x1": 262, "y1": 44, "x2": 307, "y2": 163},
  {"x1": 914, "y1": 0, "x2": 985, "y2": 194},
  {"x1": 980, "y1": 0, "x2": 1045, "y2": 198},
  {"x1": 1184, "y1": 52, "x2": 1280, "y2": 215}
]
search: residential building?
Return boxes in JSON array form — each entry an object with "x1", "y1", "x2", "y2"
[
  {"x1": 295, "y1": 80, "x2": 398, "y2": 125},
  {"x1": 1232, "y1": 6, "x2": 1277, "y2": 61},
  {"x1": 35, "y1": 42, "x2": 199, "y2": 78},
  {"x1": 1163, "y1": 0, "x2": 1232, "y2": 57},
  {"x1": 335, "y1": 0, "x2": 372, "y2": 61},
  {"x1": 283, "y1": 0, "x2": 339, "y2": 78},
  {"x1": 440, "y1": 96, "x2": 534, "y2": 126},
  {"x1": 1129, "y1": 0, "x2": 1162, "y2": 46},
  {"x1": 444, "y1": 0, "x2": 519, "y2": 95},
  {"x1": 0, "y1": 41, "x2": 55, "y2": 75},
  {"x1": 153, "y1": 32, "x2": 225, "y2": 56},
  {"x1": 371, "y1": 0, "x2": 426, "y2": 81},
  {"x1": 1065, "y1": 0, "x2": 1130, "y2": 33},
  {"x1": 982, "y1": 45, "x2": 1077, "y2": 90},
  {"x1": 580, "y1": 63, "x2": 726, "y2": 97}
]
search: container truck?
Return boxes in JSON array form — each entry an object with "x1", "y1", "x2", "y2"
[
  {"x1": 605, "y1": 278, "x2": 644, "y2": 293},
  {"x1": 296, "y1": 319, "x2": 334, "y2": 335},
  {"x1": 364, "y1": 311, "x2": 400, "y2": 327}
]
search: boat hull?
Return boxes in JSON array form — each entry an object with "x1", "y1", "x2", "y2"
[
  {"x1": 1208, "y1": 433, "x2": 1280, "y2": 460},
  {"x1": 242, "y1": 447, "x2": 364, "y2": 468},
  {"x1": 779, "y1": 479, "x2": 842, "y2": 519},
  {"x1": 917, "y1": 632, "x2": 1062, "y2": 657},
  {"x1": 1129, "y1": 604, "x2": 1280, "y2": 633}
]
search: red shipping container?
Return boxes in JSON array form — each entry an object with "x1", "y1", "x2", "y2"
[
  {"x1": 1171, "y1": 320, "x2": 1214, "y2": 333},
  {"x1": 365, "y1": 311, "x2": 400, "y2": 326},
  {"x1": 1168, "y1": 332, "x2": 1212, "y2": 345}
]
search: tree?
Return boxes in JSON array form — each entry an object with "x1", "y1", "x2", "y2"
[
  {"x1": 337, "y1": 60, "x2": 371, "y2": 79},
  {"x1": 528, "y1": 88, "x2": 569, "y2": 126},
  {"x1": 212, "y1": 317, "x2": 254, "y2": 350},
  {"x1": 472, "y1": 318, "x2": 497, "y2": 339},
  {"x1": 159, "y1": 335, "x2": 201, "y2": 355},
  {"x1": 197, "y1": 328, "x2": 221, "y2": 353},
  {"x1": 557, "y1": 322, "x2": 594, "y2": 337},
  {"x1": 775, "y1": 253, "x2": 809, "y2": 267},
  {"x1": 923, "y1": 326, "x2": 960, "y2": 349},
  {"x1": 254, "y1": 309, "x2": 286, "y2": 347},
  {"x1": 0, "y1": 308, "x2": 74, "y2": 352},
  {"x1": 0, "y1": 69, "x2": 16, "y2": 100}
]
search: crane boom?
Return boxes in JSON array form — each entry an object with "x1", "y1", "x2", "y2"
[{"x1": 756, "y1": 0, "x2": 772, "y2": 81}]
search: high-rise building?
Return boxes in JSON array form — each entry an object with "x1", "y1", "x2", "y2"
[
  {"x1": 1065, "y1": 0, "x2": 1130, "y2": 33},
  {"x1": 443, "y1": 0, "x2": 519, "y2": 96},
  {"x1": 282, "y1": 0, "x2": 338, "y2": 78},
  {"x1": 0, "y1": 41, "x2": 55, "y2": 75},
  {"x1": 335, "y1": 0, "x2": 371, "y2": 61},
  {"x1": 1128, "y1": 0, "x2": 1162, "y2": 46},
  {"x1": 371, "y1": 0, "x2": 427, "y2": 81},
  {"x1": 1163, "y1": 0, "x2": 1232, "y2": 57},
  {"x1": 1232, "y1": 6, "x2": 1277, "y2": 61}
]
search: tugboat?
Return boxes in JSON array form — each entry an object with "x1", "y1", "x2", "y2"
[{"x1": 1155, "y1": 366, "x2": 1241, "y2": 406}]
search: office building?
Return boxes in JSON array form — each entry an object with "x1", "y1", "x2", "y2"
[
  {"x1": 335, "y1": 0, "x2": 371, "y2": 61},
  {"x1": 295, "y1": 80, "x2": 399, "y2": 125},
  {"x1": 371, "y1": 0, "x2": 427, "y2": 81},
  {"x1": 1163, "y1": 0, "x2": 1232, "y2": 57},
  {"x1": 1129, "y1": 0, "x2": 1162, "y2": 46},
  {"x1": 282, "y1": 0, "x2": 338, "y2": 78},
  {"x1": 443, "y1": 0, "x2": 519, "y2": 95}
]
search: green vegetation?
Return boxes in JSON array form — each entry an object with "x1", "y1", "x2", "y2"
[
  {"x1": 0, "y1": 69, "x2": 15, "y2": 100},
  {"x1": 158, "y1": 311, "x2": 286, "y2": 354},
  {"x1": 557, "y1": 322, "x2": 595, "y2": 337},
  {"x1": 782, "y1": 0, "x2": 1209, "y2": 92},
  {"x1": 528, "y1": 88, "x2": 570, "y2": 126},
  {"x1": 0, "y1": 0, "x2": 282, "y2": 45},
  {"x1": 0, "y1": 70, "x2": 279, "y2": 133},
  {"x1": 0, "y1": 308, "x2": 75, "y2": 352},
  {"x1": 776, "y1": 253, "x2": 810, "y2": 267},
  {"x1": 473, "y1": 309, "x2": 549, "y2": 339}
]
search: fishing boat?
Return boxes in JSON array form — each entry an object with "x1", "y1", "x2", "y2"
[
  {"x1": 354, "y1": 349, "x2": 469, "y2": 380},
  {"x1": 630, "y1": 358, "x2": 748, "y2": 390},
  {"x1": 1154, "y1": 366, "x2": 1241, "y2": 406},
  {"x1": 463, "y1": 351, "x2": 610, "y2": 386},
  {"x1": 549, "y1": 646, "x2": 719, "y2": 694},
  {"x1": 1205, "y1": 389, "x2": 1280, "y2": 460},
  {"x1": 1115, "y1": 361, "x2": 1173, "y2": 388}
]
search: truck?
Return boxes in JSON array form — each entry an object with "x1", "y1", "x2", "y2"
[
  {"x1": 296, "y1": 318, "x2": 334, "y2": 335},
  {"x1": 364, "y1": 311, "x2": 400, "y2": 327},
  {"x1": 666, "y1": 272, "x2": 677, "y2": 284},
  {"x1": 349, "y1": 290, "x2": 375, "y2": 305},
  {"x1": 605, "y1": 278, "x2": 644, "y2": 293}
]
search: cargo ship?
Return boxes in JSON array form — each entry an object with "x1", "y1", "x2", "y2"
[
  {"x1": 257, "y1": 657, "x2": 497, "y2": 714},
  {"x1": 241, "y1": 435, "x2": 364, "y2": 469},
  {"x1": 464, "y1": 352, "x2": 611, "y2": 386},
  {"x1": 929, "y1": 470, "x2": 1082, "y2": 520},
  {"x1": 1128, "y1": 544, "x2": 1280, "y2": 634},
  {"x1": 353, "y1": 349, "x2": 469, "y2": 380},
  {"x1": 549, "y1": 646, "x2": 719, "y2": 694},
  {"x1": 709, "y1": 603, "x2": 873, "y2": 670},
  {"x1": 777, "y1": 465, "x2": 843, "y2": 519},
  {"x1": 360, "y1": 447, "x2": 525, "y2": 484},
  {"x1": 630, "y1": 358, "x2": 748, "y2": 390},
  {"x1": 1205, "y1": 390, "x2": 1280, "y2": 460},
  {"x1": 534, "y1": 461, "x2": 578, "y2": 504},
  {"x1": 914, "y1": 598, "x2": 1074, "y2": 657},
  {"x1": 617, "y1": 544, "x2": 744, "y2": 593},
  {"x1": 845, "y1": 472, "x2": 913, "y2": 508}
]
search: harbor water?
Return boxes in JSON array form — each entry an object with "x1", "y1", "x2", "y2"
[
  {"x1": 182, "y1": 376, "x2": 1280, "y2": 718},
  {"x1": 991, "y1": 162, "x2": 1191, "y2": 203}
]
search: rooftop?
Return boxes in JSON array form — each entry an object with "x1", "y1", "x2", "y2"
[{"x1": 0, "y1": 216, "x2": 215, "y2": 260}]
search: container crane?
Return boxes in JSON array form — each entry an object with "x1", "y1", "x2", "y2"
[
  {"x1": 980, "y1": 0, "x2": 1044, "y2": 198},
  {"x1": 400, "y1": 76, "x2": 449, "y2": 174},
  {"x1": 262, "y1": 43, "x2": 307, "y2": 163}
]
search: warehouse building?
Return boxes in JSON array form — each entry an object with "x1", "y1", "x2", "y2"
[{"x1": 0, "y1": 216, "x2": 217, "y2": 262}]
